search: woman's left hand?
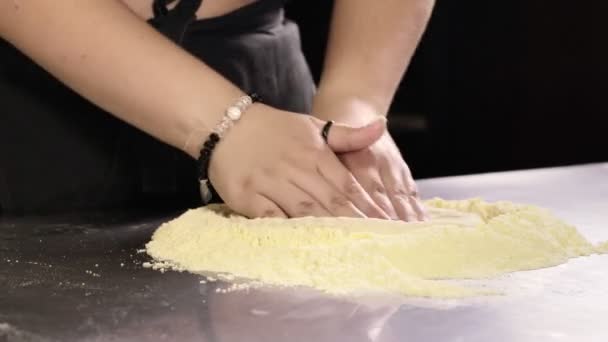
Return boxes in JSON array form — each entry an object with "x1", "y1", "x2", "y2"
[{"x1": 312, "y1": 98, "x2": 427, "y2": 221}]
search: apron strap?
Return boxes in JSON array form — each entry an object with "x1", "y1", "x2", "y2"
[{"x1": 151, "y1": 0, "x2": 203, "y2": 44}]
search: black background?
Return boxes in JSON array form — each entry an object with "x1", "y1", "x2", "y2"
[{"x1": 286, "y1": 0, "x2": 608, "y2": 178}]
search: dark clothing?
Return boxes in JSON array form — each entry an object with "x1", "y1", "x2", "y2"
[{"x1": 0, "y1": 0, "x2": 315, "y2": 215}]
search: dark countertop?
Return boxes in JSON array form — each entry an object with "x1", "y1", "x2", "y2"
[{"x1": 1, "y1": 163, "x2": 607, "y2": 342}]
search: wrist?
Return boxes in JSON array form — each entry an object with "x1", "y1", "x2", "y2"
[
  {"x1": 312, "y1": 91, "x2": 386, "y2": 127},
  {"x1": 195, "y1": 93, "x2": 262, "y2": 204}
]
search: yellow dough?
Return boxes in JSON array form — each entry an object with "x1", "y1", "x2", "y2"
[{"x1": 145, "y1": 198, "x2": 607, "y2": 298}]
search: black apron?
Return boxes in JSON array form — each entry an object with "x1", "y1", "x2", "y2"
[{"x1": 0, "y1": 0, "x2": 315, "y2": 215}]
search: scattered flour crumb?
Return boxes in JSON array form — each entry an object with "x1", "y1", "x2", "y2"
[
  {"x1": 85, "y1": 270, "x2": 101, "y2": 277},
  {"x1": 250, "y1": 309, "x2": 270, "y2": 316},
  {"x1": 142, "y1": 260, "x2": 176, "y2": 273}
]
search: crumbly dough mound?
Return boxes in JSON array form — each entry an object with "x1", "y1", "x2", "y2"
[{"x1": 146, "y1": 198, "x2": 606, "y2": 298}]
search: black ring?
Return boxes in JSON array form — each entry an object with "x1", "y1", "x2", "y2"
[{"x1": 321, "y1": 120, "x2": 334, "y2": 144}]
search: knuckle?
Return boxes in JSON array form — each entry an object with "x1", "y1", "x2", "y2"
[
  {"x1": 329, "y1": 195, "x2": 349, "y2": 211},
  {"x1": 260, "y1": 208, "x2": 281, "y2": 218},
  {"x1": 298, "y1": 200, "x2": 315, "y2": 210},
  {"x1": 370, "y1": 181, "x2": 386, "y2": 195},
  {"x1": 392, "y1": 187, "x2": 409, "y2": 197},
  {"x1": 407, "y1": 184, "x2": 420, "y2": 197},
  {"x1": 343, "y1": 179, "x2": 362, "y2": 196},
  {"x1": 295, "y1": 200, "x2": 316, "y2": 216}
]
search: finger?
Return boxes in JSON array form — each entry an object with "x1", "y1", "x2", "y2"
[
  {"x1": 261, "y1": 181, "x2": 332, "y2": 218},
  {"x1": 409, "y1": 196, "x2": 429, "y2": 221},
  {"x1": 394, "y1": 195, "x2": 419, "y2": 222},
  {"x1": 341, "y1": 154, "x2": 397, "y2": 220},
  {"x1": 288, "y1": 167, "x2": 366, "y2": 218},
  {"x1": 400, "y1": 167, "x2": 428, "y2": 221},
  {"x1": 360, "y1": 171, "x2": 397, "y2": 220},
  {"x1": 380, "y1": 164, "x2": 419, "y2": 222},
  {"x1": 236, "y1": 194, "x2": 287, "y2": 219},
  {"x1": 311, "y1": 116, "x2": 387, "y2": 153},
  {"x1": 316, "y1": 151, "x2": 390, "y2": 219}
]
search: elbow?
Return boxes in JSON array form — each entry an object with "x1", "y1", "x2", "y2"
[
  {"x1": 409, "y1": 0, "x2": 436, "y2": 19},
  {"x1": 418, "y1": 0, "x2": 436, "y2": 12},
  {"x1": 0, "y1": 1, "x2": 31, "y2": 41}
]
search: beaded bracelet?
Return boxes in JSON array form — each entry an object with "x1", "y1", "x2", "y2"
[{"x1": 197, "y1": 93, "x2": 261, "y2": 204}]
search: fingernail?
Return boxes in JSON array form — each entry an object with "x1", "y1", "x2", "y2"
[{"x1": 367, "y1": 116, "x2": 387, "y2": 128}]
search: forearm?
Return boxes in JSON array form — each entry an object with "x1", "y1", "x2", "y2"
[
  {"x1": 313, "y1": 0, "x2": 435, "y2": 121},
  {"x1": 0, "y1": 0, "x2": 243, "y2": 158}
]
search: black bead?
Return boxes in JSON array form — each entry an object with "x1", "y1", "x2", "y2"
[
  {"x1": 249, "y1": 92, "x2": 261, "y2": 103},
  {"x1": 195, "y1": 92, "x2": 260, "y2": 203}
]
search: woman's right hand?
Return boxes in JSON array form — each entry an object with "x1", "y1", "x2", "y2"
[{"x1": 208, "y1": 104, "x2": 392, "y2": 219}]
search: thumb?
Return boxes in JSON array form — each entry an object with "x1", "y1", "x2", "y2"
[{"x1": 325, "y1": 117, "x2": 387, "y2": 153}]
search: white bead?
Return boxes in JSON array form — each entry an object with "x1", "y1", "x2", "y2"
[
  {"x1": 241, "y1": 96, "x2": 252, "y2": 106},
  {"x1": 236, "y1": 97, "x2": 251, "y2": 110},
  {"x1": 226, "y1": 106, "x2": 242, "y2": 120},
  {"x1": 199, "y1": 179, "x2": 213, "y2": 204}
]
